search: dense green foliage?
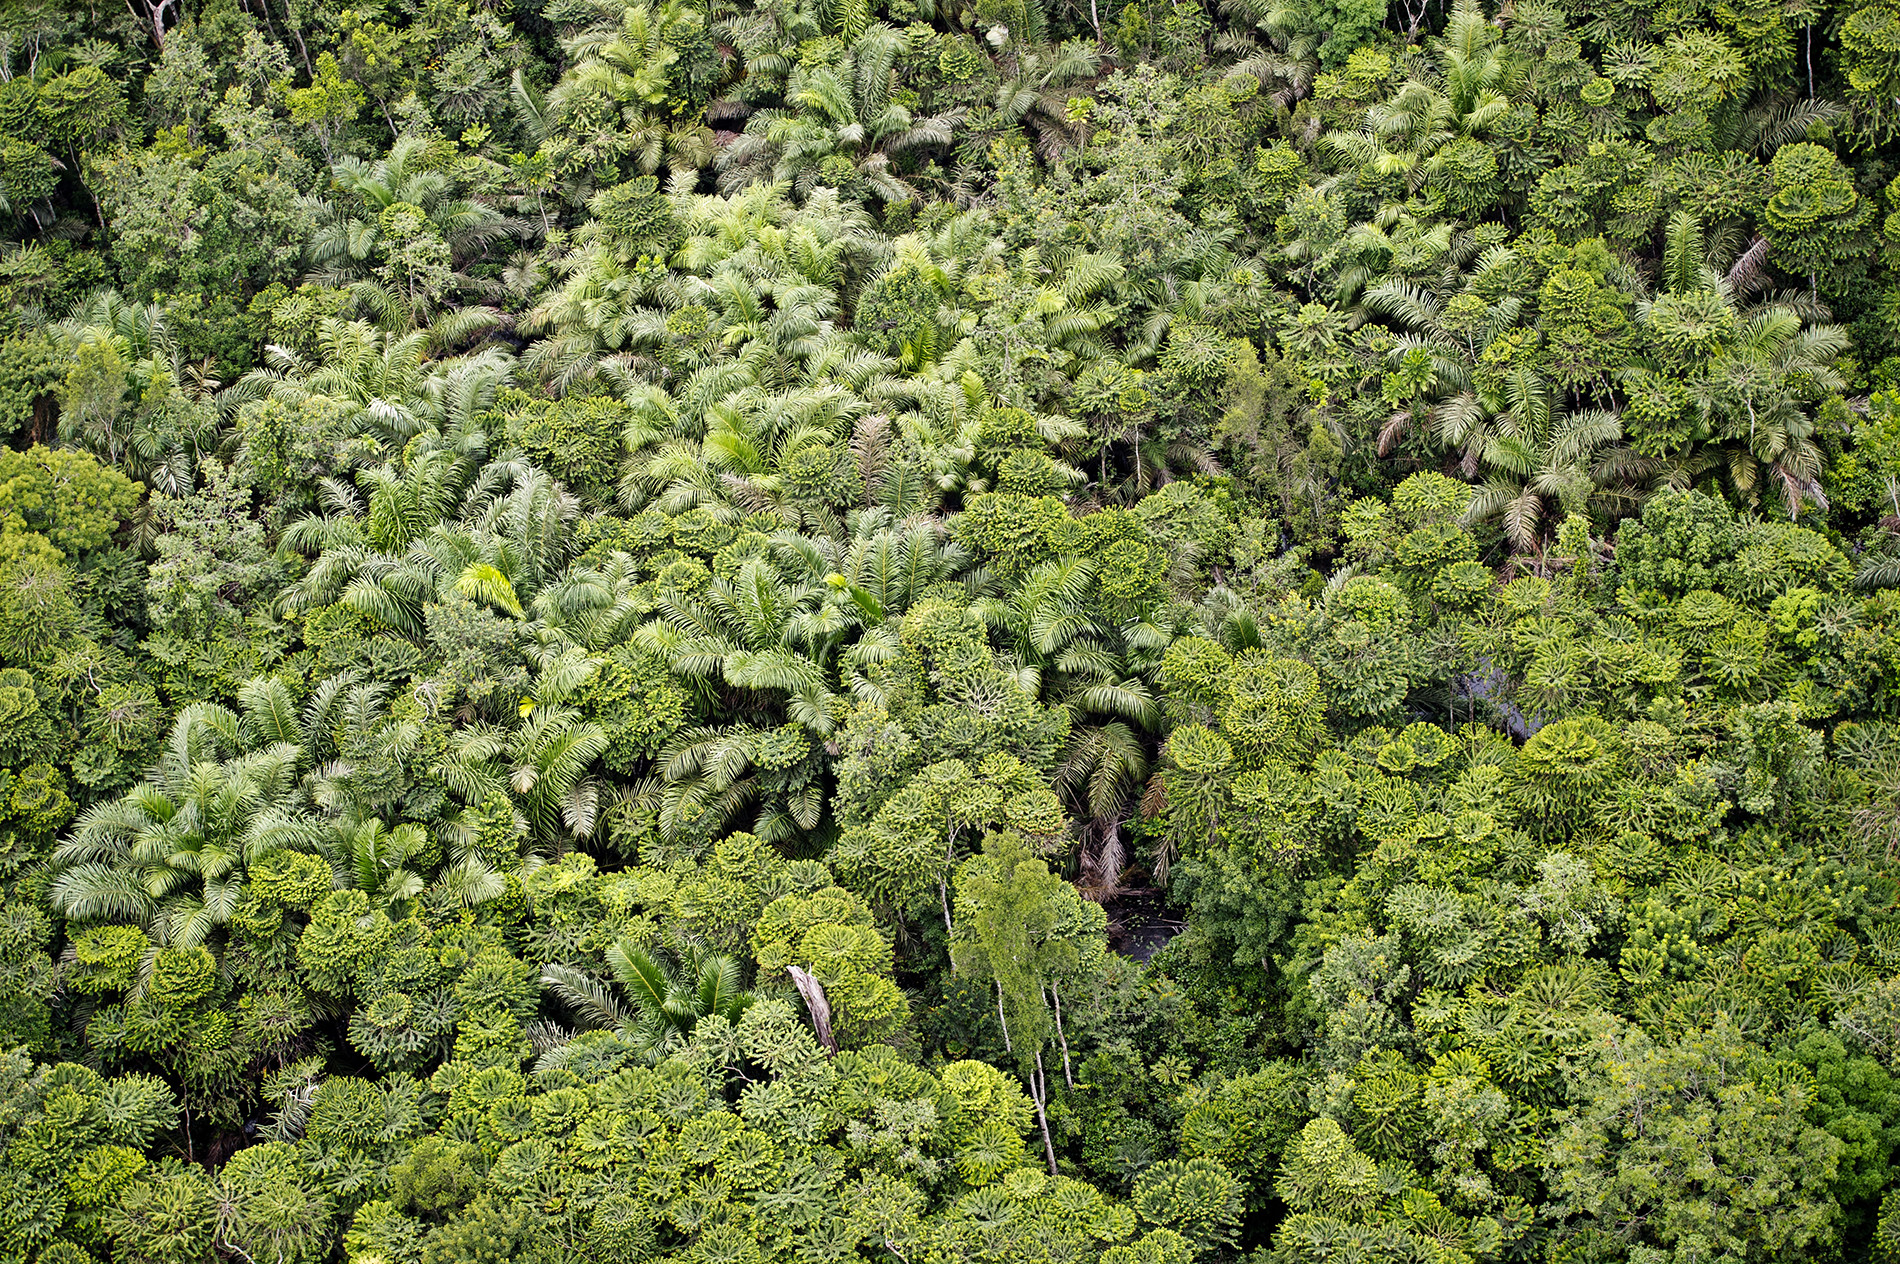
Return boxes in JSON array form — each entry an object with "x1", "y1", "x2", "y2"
[{"x1": 5, "y1": 0, "x2": 1900, "y2": 1260}]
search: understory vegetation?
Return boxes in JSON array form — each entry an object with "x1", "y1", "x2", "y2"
[{"x1": 7, "y1": 0, "x2": 1900, "y2": 1259}]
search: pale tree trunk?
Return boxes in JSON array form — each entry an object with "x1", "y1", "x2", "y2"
[
  {"x1": 1030, "y1": 1050, "x2": 1058, "y2": 1174},
  {"x1": 1048, "y1": 983, "x2": 1073, "y2": 1088},
  {"x1": 788, "y1": 966, "x2": 837, "y2": 1055},
  {"x1": 995, "y1": 980, "x2": 1012, "y2": 1053},
  {"x1": 127, "y1": 0, "x2": 180, "y2": 50}
]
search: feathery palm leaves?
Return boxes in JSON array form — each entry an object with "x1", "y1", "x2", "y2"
[
  {"x1": 717, "y1": 27, "x2": 962, "y2": 204},
  {"x1": 49, "y1": 697, "x2": 316, "y2": 946},
  {"x1": 542, "y1": 939, "x2": 752, "y2": 1063}
]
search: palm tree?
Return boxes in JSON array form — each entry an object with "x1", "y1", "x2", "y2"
[
  {"x1": 53, "y1": 680, "x2": 490, "y2": 927},
  {"x1": 534, "y1": 551, "x2": 656, "y2": 652},
  {"x1": 309, "y1": 137, "x2": 520, "y2": 276},
  {"x1": 281, "y1": 453, "x2": 561, "y2": 645},
  {"x1": 1352, "y1": 231, "x2": 1624, "y2": 555},
  {"x1": 989, "y1": 40, "x2": 1100, "y2": 160},
  {"x1": 648, "y1": 724, "x2": 802, "y2": 843},
  {"x1": 305, "y1": 136, "x2": 525, "y2": 334},
  {"x1": 52, "y1": 290, "x2": 230, "y2": 492},
  {"x1": 541, "y1": 938, "x2": 752, "y2": 1064},
  {"x1": 717, "y1": 26, "x2": 962, "y2": 203},
  {"x1": 1057, "y1": 721, "x2": 1149, "y2": 899},
  {"x1": 230, "y1": 317, "x2": 515, "y2": 449},
  {"x1": 1347, "y1": 0, "x2": 1512, "y2": 206},
  {"x1": 1691, "y1": 305, "x2": 1845, "y2": 515},
  {"x1": 1363, "y1": 236, "x2": 1524, "y2": 366},
  {"x1": 55, "y1": 289, "x2": 172, "y2": 366},
  {"x1": 964, "y1": 552, "x2": 1177, "y2": 895},
  {"x1": 650, "y1": 556, "x2": 837, "y2": 716},
  {"x1": 780, "y1": 511, "x2": 969, "y2": 616},
  {"x1": 545, "y1": 0, "x2": 718, "y2": 178},
  {"x1": 524, "y1": 184, "x2": 886, "y2": 394},
  {"x1": 49, "y1": 693, "x2": 322, "y2": 948},
  {"x1": 627, "y1": 552, "x2": 881, "y2": 841},
  {"x1": 1459, "y1": 371, "x2": 1621, "y2": 553},
  {"x1": 438, "y1": 658, "x2": 611, "y2": 848},
  {"x1": 1213, "y1": 0, "x2": 1322, "y2": 110},
  {"x1": 970, "y1": 554, "x2": 1104, "y2": 682},
  {"x1": 266, "y1": 351, "x2": 574, "y2": 653},
  {"x1": 1613, "y1": 213, "x2": 1848, "y2": 517},
  {"x1": 519, "y1": 243, "x2": 687, "y2": 388},
  {"x1": 317, "y1": 819, "x2": 432, "y2": 911}
]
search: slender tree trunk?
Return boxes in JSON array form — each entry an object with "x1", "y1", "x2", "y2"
[
  {"x1": 1049, "y1": 983, "x2": 1074, "y2": 1088},
  {"x1": 289, "y1": 17, "x2": 314, "y2": 77},
  {"x1": 1030, "y1": 1050, "x2": 1058, "y2": 1174},
  {"x1": 995, "y1": 980, "x2": 1012, "y2": 1053},
  {"x1": 244, "y1": 0, "x2": 281, "y2": 52}
]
